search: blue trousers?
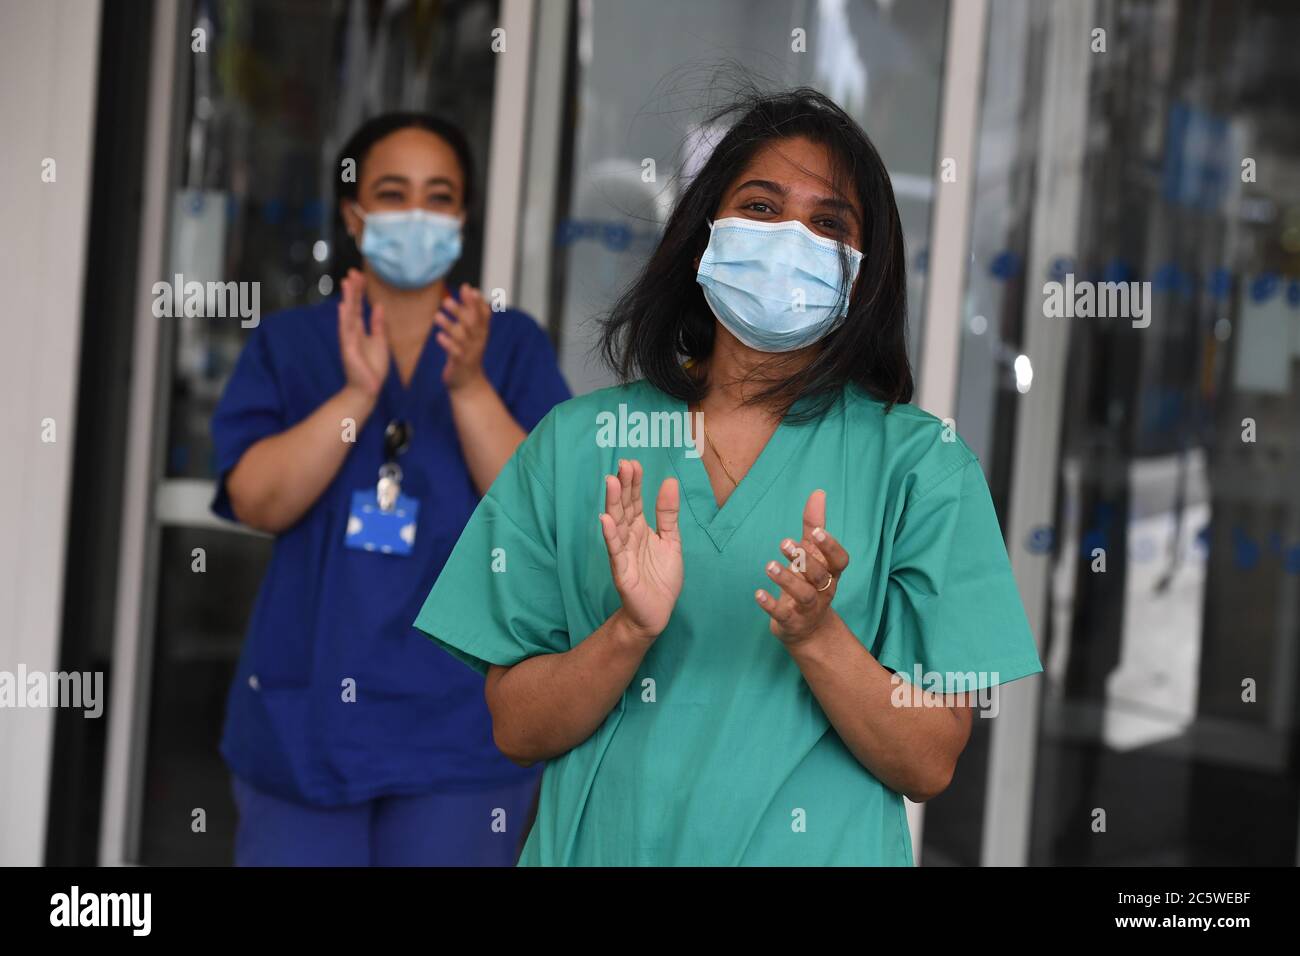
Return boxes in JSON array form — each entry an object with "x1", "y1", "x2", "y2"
[{"x1": 231, "y1": 773, "x2": 541, "y2": 866}]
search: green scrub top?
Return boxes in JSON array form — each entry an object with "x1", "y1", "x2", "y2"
[{"x1": 413, "y1": 379, "x2": 1042, "y2": 865}]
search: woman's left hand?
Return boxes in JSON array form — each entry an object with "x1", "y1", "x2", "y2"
[
  {"x1": 756, "y1": 489, "x2": 851, "y2": 647},
  {"x1": 436, "y1": 283, "x2": 491, "y2": 390}
]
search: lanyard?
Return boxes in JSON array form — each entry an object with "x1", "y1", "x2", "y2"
[{"x1": 376, "y1": 419, "x2": 412, "y2": 512}]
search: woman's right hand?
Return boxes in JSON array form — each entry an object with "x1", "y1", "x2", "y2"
[
  {"x1": 338, "y1": 268, "x2": 389, "y2": 398},
  {"x1": 599, "y1": 459, "x2": 683, "y2": 642}
]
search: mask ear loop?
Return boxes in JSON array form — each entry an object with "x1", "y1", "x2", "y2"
[
  {"x1": 348, "y1": 201, "x2": 368, "y2": 241},
  {"x1": 695, "y1": 219, "x2": 717, "y2": 274},
  {"x1": 835, "y1": 236, "x2": 865, "y2": 320}
]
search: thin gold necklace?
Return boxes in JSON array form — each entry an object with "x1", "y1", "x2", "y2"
[{"x1": 696, "y1": 406, "x2": 740, "y2": 488}]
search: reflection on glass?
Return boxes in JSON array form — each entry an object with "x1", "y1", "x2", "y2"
[
  {"x1": 139, "y1": 527, "x2": 271, "y2": 865},
  {"x1": 937, "y1": 0, "x2": 1300, "y2": 866}
]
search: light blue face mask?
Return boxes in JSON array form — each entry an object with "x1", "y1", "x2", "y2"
[
  {"x1": 353, "y1": 204, "x2": 463, "y2": 290},
  {"x1": 695, "y1": 216, "x2": 863, "y2": 352}
]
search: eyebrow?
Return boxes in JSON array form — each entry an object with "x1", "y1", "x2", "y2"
[
  {"x1": 370, "y1": 174, "x2": 459, "y2": 191},
  {"x1": 733, "y1": 178, "x2": 788, "y2": 196},
  {"x1": 815, "y1": 196, "x2": 861, "y2": 224},
  {"x1": 731, "y1": 178, "x2": 861, "y2": 224}
]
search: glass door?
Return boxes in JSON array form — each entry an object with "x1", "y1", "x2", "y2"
[
  {"x1": 108, "y1": 0, "x2": 503, "y2": 865},
  {"x1": 932, "y1": 0, "x2": 1300, "y2": 866},
  {"x1": 1026, "y1": 0, "x2": 1300, "y2": 866}
]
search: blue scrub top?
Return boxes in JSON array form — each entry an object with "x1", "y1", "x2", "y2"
[{"x1": 209, "y1": 293, "x2": 571, "y2": 807}]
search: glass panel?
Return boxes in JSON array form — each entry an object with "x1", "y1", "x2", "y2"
[
  {"x1": 136, "y1": 0, "x2": 501, "y2": 864},
  {"x1": 938, "y1": 0, "x2": 1300, "y2": 867},
  {"x1": 549, "y1": 0, "x2": 950, "y2": 395},
  {"x1": 1032, "y1": 0, "x2": 1300, "y2": 866},
  {"x1": 138, "y1": 527, "x2": 271, "y2": 866}
]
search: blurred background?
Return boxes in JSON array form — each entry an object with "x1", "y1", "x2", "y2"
[{"x1": 2, "y1": 0, "x2": 1299, "y2": 866}]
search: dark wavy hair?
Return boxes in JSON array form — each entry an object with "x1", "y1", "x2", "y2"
[
  {"x1": 330, "y1": 112, "x2": 476, "y2": 282},
  {"x1": 599, "y1": 86, "x2": 912, "y2": 420}
]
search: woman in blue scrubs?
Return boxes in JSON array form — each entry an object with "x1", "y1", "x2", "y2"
[{"x1": 209, "y1": 113, "x2": 570, "y2": 865}]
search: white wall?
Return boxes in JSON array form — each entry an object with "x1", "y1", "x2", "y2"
[{"x1": 0, "y1": 0, "x2": 102, "y2": 865}]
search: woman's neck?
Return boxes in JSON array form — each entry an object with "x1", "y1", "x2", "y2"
[
  {"x1": 696, "y1": 327, "x2": 817, "y2": 420},
  {"x1": 361, "y1": 266, "x2": 446, "y2": 341},
  {"x1": 359, "y1": 268, "x2": 447, "y2": 386}
]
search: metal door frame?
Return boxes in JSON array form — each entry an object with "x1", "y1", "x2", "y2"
[
  {"x1": 916, "y1": 0, "x2": 1096, "y2": 868},
  {"x1": 911, "y1": 0, "x2": 989, "y2": 865}
]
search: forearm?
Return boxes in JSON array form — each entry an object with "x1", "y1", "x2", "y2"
[
  {"x1": 448, "y1": 374, "x2": 526, "y2": 495},
  {"x1": 786, "y1": 610, "x2": 970, "y2": 801},
  {"x1": 486, "y1": 608, "x2": 652, "y2": 766},
  {"x1": 226, "y1": 385, "x2": 377, "y2": 533}
]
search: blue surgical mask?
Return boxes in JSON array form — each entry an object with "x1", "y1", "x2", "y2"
[
  {"x1": 353, "y1": 203, "x2": 463, "y2": 290},
  {"x1": 695, "y1": 217, "x2": 863, "y2": 352}
]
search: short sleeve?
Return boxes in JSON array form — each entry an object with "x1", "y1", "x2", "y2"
[
  {"x1": 497, "y1": 313, "x2": 571, "y2": 431},
  {"x1": 412, "y1": 409, "x2": 570, "y2": 675},
  {"x1": 872, "y1": 457, "x2": 1043, "y2": 693},
  {"x1": 209, "y1": 325, "x2": 287, "y2": 522}
]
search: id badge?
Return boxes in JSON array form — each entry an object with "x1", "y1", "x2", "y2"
[{"x1": 345, "y1": 489, "x2": 419, "y2": 556}]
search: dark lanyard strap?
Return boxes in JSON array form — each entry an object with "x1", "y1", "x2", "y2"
[
  {"x1": 383, "y1": 419, "x2": 413, "y2": 465},
  {"x1": 376, "y1": 420, "x2": 412, "y2": 512}
]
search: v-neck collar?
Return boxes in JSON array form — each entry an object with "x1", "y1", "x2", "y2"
[
  {"x1": 660, "y1": 385, "x2": 818, "y2": 552},
  {"x1": 361, "y1": 285, "x2": 454, "y2": 414}
]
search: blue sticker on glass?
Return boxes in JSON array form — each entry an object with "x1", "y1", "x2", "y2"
[{"x1": 344, "y1": 490, "x2": 419, "y2": 556}]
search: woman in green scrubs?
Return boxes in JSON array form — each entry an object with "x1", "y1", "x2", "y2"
[{"x1": 414, "y1": 87, "x2": 1043, "y2": 865}]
